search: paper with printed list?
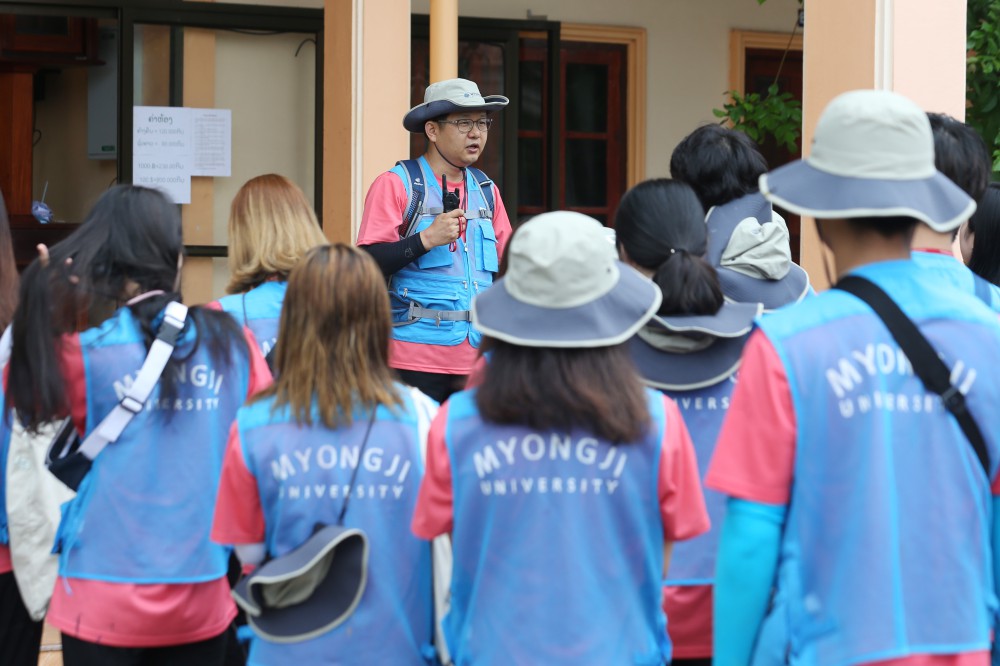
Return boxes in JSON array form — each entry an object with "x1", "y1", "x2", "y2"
[{"x1": 133, "y1": 106, "x2": 232, "y2": 204}]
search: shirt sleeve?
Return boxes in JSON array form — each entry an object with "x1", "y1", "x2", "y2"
[
  {"x1": 357, "y1": 172, "x2": 409, "y2": 245},
  {"x1": 658, "y1": 395, "x2": 711, "y2": 542},
  {"x1": 243, "y1": 328, "x2": 273, "y2": 398},
  {"x1": 57, "y1": 334, "x2": 88, "y2": 437},
  {"x1": 411, "y1": 403, "x2": 454, "y2": 539},
  {"x1": 491, "y1": 185, "x2": 513, "y2": 259},
  {"x1": 705, "y1": 329, "x2": 796, "y2": 505},
  {"x1": 211, "y1": 421, "x2": 266, "y2": 545}
]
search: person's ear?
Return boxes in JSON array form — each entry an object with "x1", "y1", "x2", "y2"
[{"x1": 425, "y1": 120, "x2": 439, "y2": 143}]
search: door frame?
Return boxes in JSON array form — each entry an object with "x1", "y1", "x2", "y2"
[
  {"x1": 729, "y1": 29, "x2": 804, "y2": 97},
  {"x1": 561, "y1": 23, "x2": 645, "y2": 188}
]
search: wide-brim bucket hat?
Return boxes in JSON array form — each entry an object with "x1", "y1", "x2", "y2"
[
  {"x1": 706, "y1": 192, "x2": 810, "y2": 311},
  {"x1": 232, "y1": 525, "x2": 369, "y2": 644},
  {"x1": 403, "y1": 78, "x2": 509, "y2": 133},
  {"x1": 472, "y1": 211, "x2": 661, "y2": 348},
  {"x1": 629, "y1": 302, "x2": 761, "y2": 391},
  {"x1": 760, "y1": 89, "x2": 975, "y2": 233}
]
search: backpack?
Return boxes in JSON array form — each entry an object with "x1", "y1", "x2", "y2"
[{"x1": 395, "y1": 160, "x2": 495, "y2": 239}]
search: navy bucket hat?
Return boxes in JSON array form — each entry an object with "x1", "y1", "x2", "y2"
[
  {"x1": 760, "y1": 90, "x2": 976, "y2": 232},
  {"x1": 706, "y1": 192, "x2": 810, "y2": 311},
  {"x1": 472, "y1": 211, "x2": 661, "y2": 348},
  {"x1": 630, "y1": 301, "x2": 762, "y2": 391},
  {"x1": 403, "y1": 78, "x2": 509, "y2": 133},
  {"x1": 232, "y1": 525, "x2": 369, "y2": 644}
]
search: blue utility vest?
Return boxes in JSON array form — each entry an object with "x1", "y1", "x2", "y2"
[
  {"x1": 443, "y1": 389, "x2": 671, "y2": 665},
  {"x1": 216, "y1": 281, "x2": 287, "y2": 358},
  {"x1": 752, "y1": 260, "x2": 1000, "y2": 666},
  {"x1": 237, "y1": 388, "x2": 433, "y2": 666},
  {"x1": 388, "y1": 156, "x2": 499, "y2": 349},
  {"x1": 54, "y1": 306, "x2": 250, "y2": 583}
]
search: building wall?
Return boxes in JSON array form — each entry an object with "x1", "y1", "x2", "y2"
[{"x1": 412, "y1": 0, "x2": 803, "y2": 178}]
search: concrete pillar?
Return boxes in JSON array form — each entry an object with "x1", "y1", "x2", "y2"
[
  {"x1": 429, "y1": 0, "x2": 458, "y2": 82},
  {"x1": 799, "y1": 0, "x2": 968, "y2": 289},
  {"x1": 180, "y1": 28, "x2": 216, "y2": 305},
  {"x1": 324, "y1": 0, "x2": 411, "y2": 244}
]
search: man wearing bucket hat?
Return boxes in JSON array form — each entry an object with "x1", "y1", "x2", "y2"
[
  {"x1": 705, "y1": 90, "x2": 1000, "y2": 666},
  {"x1": 412, "y1": 211, "x2": 710, "y2": 665},
  {"x1": 358, "y1": 78, "x2": 513, "y2": 404},
  {"x1": 671, "y1": 124, "x2": 812, "y2": 311}
]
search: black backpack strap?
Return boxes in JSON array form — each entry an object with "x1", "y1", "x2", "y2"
[
  {"x1": 395, "y1": 159, "x2": 427, "y2": 238},
  {"x1": 835, "y1": 275, "x2": 990, "y2": 475},
  {"x1": 467, "y1": 167, "x2": 495, "y2": 220}
]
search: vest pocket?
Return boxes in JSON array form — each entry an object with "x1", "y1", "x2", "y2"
[
  {"x1": 390, "y1": 276, "x2": 468, "y2": 346},
  {"x1": 413, "y1": 216, "x2": 454, "y2": 269},
  {"x1": 473, "y1": 221, "x2": 499, "y2": 273}
]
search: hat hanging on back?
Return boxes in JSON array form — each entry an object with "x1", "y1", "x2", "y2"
[
  {"x1": 759, "y1": 89, "x2": 975, "y2": 232},
  {"x1": 705, "y1": 192, "x2": 810, "y2": 311},
  {"x1": 232, "y1": 524, "x2": 369, "y2": 644},
  {"x1": 403, "y1": 78, "x2": 509, "y2": 133},
  {"x1": 472, "y1": 211, "x2": 661, "y2": 347}
]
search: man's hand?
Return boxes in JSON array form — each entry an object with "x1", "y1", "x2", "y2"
[{"x1": 419, "y1": 209, "x2": 464, "y2": 250}]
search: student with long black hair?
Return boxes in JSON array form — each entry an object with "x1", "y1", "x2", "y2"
[
  {"x1": 412, "y1": 211, "x2": 709, "y2": 665},
  {"x1": 960, "y1": 182, "x2": 1000, "y2": 287},
  {"x1": 6, "y1": 185, "x2": 271, "y2": 665},
  {"x1": 617, "y1": 179, "x2": 761, "y2": 665}
]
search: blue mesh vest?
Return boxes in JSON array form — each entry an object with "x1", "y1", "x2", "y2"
[
  {"x1": 389, "y1": 156, "x2": 498, "y2": 349},
  {"x1": 217, "y1": 281, "x2": 287, "y2": 358},
  {"x1": 54, "y1": 307, "x2": 250, "y2": 583},
  {"x1": 752, "y1": 260, "x2": 1000, "y2": 666},
  {"x1": 237, "y1": 388, "x2": 432, "y2": 665},
  {"x1": 662, "y1": 380, "x2": 734, "y2": 586},
  {"x1": 443, "y1": 389, "x2": 671, "y2": 665}
]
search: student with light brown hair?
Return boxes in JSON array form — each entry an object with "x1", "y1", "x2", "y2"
[
  {"x1": 212, "y1": 244, "x2": 438, "y2": 665},
  {"x1": 211, "y1": 174, "x2": 327, "y2": 360}
]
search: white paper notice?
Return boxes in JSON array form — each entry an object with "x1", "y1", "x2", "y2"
[
  {"x1": 133, "y1": 107, "x2": 193, "y2": 204},
  {"x1": 132, "y1": 106, "x2": 233, "y2": 203},
  {"x1": 192, "y1": 109, "x2": 231, "y2": 177}
]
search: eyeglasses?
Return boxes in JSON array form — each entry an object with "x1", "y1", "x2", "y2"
[{"x1": 437, "y1": 118, "x2": 493, "y2": 133}]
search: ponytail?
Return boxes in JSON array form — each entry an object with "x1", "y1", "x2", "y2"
[{"x1": 652, "y1": 249, "x2": 724, "y2": 317}]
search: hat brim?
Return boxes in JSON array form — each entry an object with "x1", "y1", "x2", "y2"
[
  {"x1": 718, "y1": 263, "x2": 810, "y2": 312},
  {"x1": 403, "y1": 95, "x2": 510, "y2": 133},
  {"x1": 651, "y1": 301, "x2": 762, "y2": 337},
  {"x1": 705, "y1": 192, "x2": 810, "y2": 311},
  {"x1": 233, "y1": 525, "x2": 369, "y2": 644},
  {"x1": 472, "y1": 261, "x2": 662, "y2": 348},
  {"x1": 760, "y1": 160, "x2": 976, "y2": 233},
  {"x1": 629, "y1": 328, "x2": 752, "y2": 391}
]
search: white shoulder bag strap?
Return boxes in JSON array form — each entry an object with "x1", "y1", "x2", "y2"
[{"x1": 69, "y1": 301, "x2": 189, "y2": 462}]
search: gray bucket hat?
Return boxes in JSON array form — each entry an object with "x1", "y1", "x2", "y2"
[
  {"x1": 232, "y1": 524, "x2": 369, "y2": 644},
  {"x1": 760, "y1": 89, "x2": 976, "y2": 232},
  {"x1": 472, "y1": 211, "x2": 661, "y2": 348},
  {"x1": 629, "y1": 301, "x2": 761, "y2": 391},
  {"x1": 403, "y1": 78, "x2": 509, "y2": 133},
  {"x1": 706, "y1": 192, "x2": 810, "y2": 311}
]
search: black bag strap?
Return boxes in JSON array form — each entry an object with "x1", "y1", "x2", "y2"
[
  {"x1": 835, "y1": 275, "x2": 990, "y2": 475},
  {"x1": 467, "y1": 166, "x2": 495, "y2": 220},
  {"x1": 396, "y1": 159, "x2": 426, "y2": 238},
  {"x1": 336, "y1": 409, "x2": 378, "y2": 526}
]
